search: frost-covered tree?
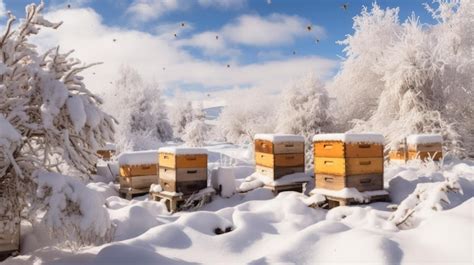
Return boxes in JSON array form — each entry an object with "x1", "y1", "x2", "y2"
[
  {"x1": 276, "y1": 74, "x2": 333, "y2": 169},
  {"x1": 216, "y1": 92, "x2": 276, "y2": 144},
  {"x1": 182, "y1": 104, "x2": 209, "y2": 147},
  {"x1": 103, "y1": 66, "x2": 172, "y2": 151},
  {"x1": 329, "y1": 3, "x2": 401, "y2": 130},
  {"x1": 169, "y1": 91, "x2": 195, "y2": 139},
  {"x1": 332, "y1": 1, "x2": 473, "y2": 156},
  {"x1": 0, "y1": 2, "x2": 114, "y2": 246}
]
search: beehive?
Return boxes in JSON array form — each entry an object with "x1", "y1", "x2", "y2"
[
  {"x1": 313, "y1": 133, "x2": 385, "y2": 192},
  {"x1": 118, "y1": 150, "x2": 159, "y2": 189},
  {"x1": 254, "y1": 134, "x2": 305, "y2": 180},
  {"x1": 158, "y1": 147, "x2": 208, "y2": 195},
  {"x1": 0, "y1": 181, "x2": 20, "y2": 259},
  {"x1": 406, "y1": 134, "x2": 443, "y2": 161},
  {"x1": 96, "y1": 143, "x2": 116, "y2": 161},
  {"x1": 0, "y1": 221, "x2": 20, "y2": 259}
]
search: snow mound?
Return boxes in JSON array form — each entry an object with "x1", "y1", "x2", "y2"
[
  {"x1": 118, "y1": 150, "x2": 159, "y2": 166},
  {"x1": 310, "y1": 188, "x2": 389, "y2": 202},
  {"x1": 158, "y1": 146, "x2": 208, "y2": 155},
  {"x1": 254, "y1": 133, "x2": 304, "y2": 143},
  {"x1": 406, "y1": 134, "x2": 443, "y2": 144},
  {"x1": 312, "y1": 133, "x2": 384, "y2": 144}
]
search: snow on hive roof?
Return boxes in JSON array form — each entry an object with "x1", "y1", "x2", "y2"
[
  {"x1": 407, "y1": 134, "x2": 443, "y2": 145},
  {"x1": 312, "y1": 133, "x2": 384, "y2": 144},
  {"x1": 254, "y1": 134, "x2": 304, "y2": 143},
  {"x1": 158, "y1": 146, "x2": 208, "y2": 155},
  {"x1": 118, "y1": 150, "x2": 159, "y2": 166}
]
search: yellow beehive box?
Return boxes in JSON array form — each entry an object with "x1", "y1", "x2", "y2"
[
  {"x1": 255, "y1": 152, "x2": 305, "y2": 168},
  {"x1": 313, "y1": 133, "x2": 385, "y2": 192},
  {"x1": 315, "y1": 174, "x2": 383, "y2": 192},
  {"x1": 406, "y1": 134, "x2": 443, "y2": 161},
  {"x1": 254, "y1": 134, "x2": 305, "y2": 154},
  {"x1": 159, "y1": 147, "x2": 207, "y2": 169},
  {"x1": 118, "y1": 150, "x2": 159, "y2": 189}
]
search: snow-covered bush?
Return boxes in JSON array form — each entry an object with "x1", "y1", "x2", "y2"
[
  {"x1": 103, "y1": 66, "x2": 172, "y2": 151},
  {"x1": 389, "y1": 176, "x2": 463, "y2": 229},
  {"x1": 182, "y1": 104, "x2": 210, "y2": 147},
  {"x1": 216, "y1": 91, "x2": 276, "y2": 144},
  {"x1": 276, "y1": 74, "x2": 333, "y2": 168},
  {"x1": 0, "y1": 2, "x2": 114, "y2": 246},
  {"x1": 331, "y1": 1, "x2": 474, "y2": 156}
]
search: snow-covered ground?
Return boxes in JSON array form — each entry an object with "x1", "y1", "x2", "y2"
[{"x1": 5, "y1": 143, "x2": 474, "y2": 264}]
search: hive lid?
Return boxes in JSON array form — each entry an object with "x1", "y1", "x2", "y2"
[
  {"x1": 254, "y1": 134, "x2": 304, "y2": 143},
  {"x1": 118, "y1": 150, "x2": 159, "y2": 166},
  {"x1": 406, "y1": 134, "x2": 443, "y2": 145},
  {"x1": 312, "y1": 133, "x2": 384, "y2": 144},
  {"x1": 158, "y1": 146, "x2": 208, "y2": 155}
]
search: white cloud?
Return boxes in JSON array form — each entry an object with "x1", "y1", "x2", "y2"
[
  {"x1": 180, "y1": 13, "x2": 325, "y2": 55},
  {"x1": 222, "y1": 13, "x2": 324, "y2": 46},
  {"x1": 126, "y1": 0, "x2": 186, "y2": 22},
  {"x1": 32, "y1": 8, "x2": 337, "y2": 105},
  {"x1": 198, "y1": 0, "x2": 247, "y2": 9}
]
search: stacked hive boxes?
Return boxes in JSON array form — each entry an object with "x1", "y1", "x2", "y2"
[
  {"x1": 158, "y1": 147, "x2": 208, "y2": 194},
  {"x1": 254, "y1": 134, "x2": 305, "y2": 180},
  {"x1": 0, "y1": 180, "x2": 20, "y2": 259},
  {"x1": 407, "y1": 134, "x2": 443, "y2": 161},
  {"x1": 118, "y1": 150, "x2": 159, "y2": 189},
  {"x1": 313, "y1": 133, "x2": 384, "y2": 192}
]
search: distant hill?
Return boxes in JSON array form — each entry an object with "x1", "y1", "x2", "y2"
[{"x1": 203, "y1": 106, "x2": 224, "y2": 120}]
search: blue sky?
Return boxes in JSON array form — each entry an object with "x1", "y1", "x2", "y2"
[{"x1": 0, "y1": 0, "x2": 437, "y2": 101}]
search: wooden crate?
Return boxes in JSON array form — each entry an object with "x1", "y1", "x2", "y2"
[
  {"x1": 159, "y1": 153, "x2": 207, "y2": 169},
  {"x1": 408, "y1": 151, "x2": 443, "y2": 161},
  {"x1": 315, "y1": 174, "x2": 383, "y2": 192},
  {"x1": 256, "y1": 165, "x2": 305, "y2": 180},
  {"x1": 314, "y1": 157, "x2": 383, "y2": 176},
  {"x1": 255, "y1": 139, "x2": 304, "y2": 154},
  {"x1": 255, "y1": 152, "x2": 305, "y2": 168},
  {"x1": 119, "y1": 175, "x2": 159, "y2": 189},
  {"x1": 159, "y1": 179, "x2": 208, "y2": 195},
  {"x1": 119, "y1": 164, "x2": 158, "y2": 177},
  {"x1": 314, "y1": 141, "x2": 383, "y2": 158}
]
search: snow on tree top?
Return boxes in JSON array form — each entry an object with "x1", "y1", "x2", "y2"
[
  {"x1": 254, "y1": 134, "x2": 305, "y2": 143},
  {"x1": 118, "y1": 150, "x2": 159, "y2": 166},
  {"x1": 407, "y1": 134, "x2": 443, "y2": 145},
  {"x1": 0, "y1": 116, "x2": 21, "y2": 142},
  {"x1": 312, "y1": 133, "x2": 385, "y2": 144},
  {"x1": 158, "y1": 146, "x2": 208, "y2": 155}
]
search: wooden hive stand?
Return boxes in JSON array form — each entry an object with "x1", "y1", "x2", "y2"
[
  {"x1": 117, "y1": 150, "x2": 160, "y2": 200},
  {"x1": 150, "y1": 188, "x2": 215, "y2": 213},
  {"x1": 312, "y1": 133, "x2": 388, "y2": 208},
  {"x1": 254, "y1": 134, "x2": 306, "y2": 192},
  {"x1": 264, "y1": 181, "x2": 306, "y2": 195}
]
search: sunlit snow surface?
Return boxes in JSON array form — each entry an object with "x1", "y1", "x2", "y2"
[{"x1": 5, "y1": 143, "x2": 474, "y2": 264}]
